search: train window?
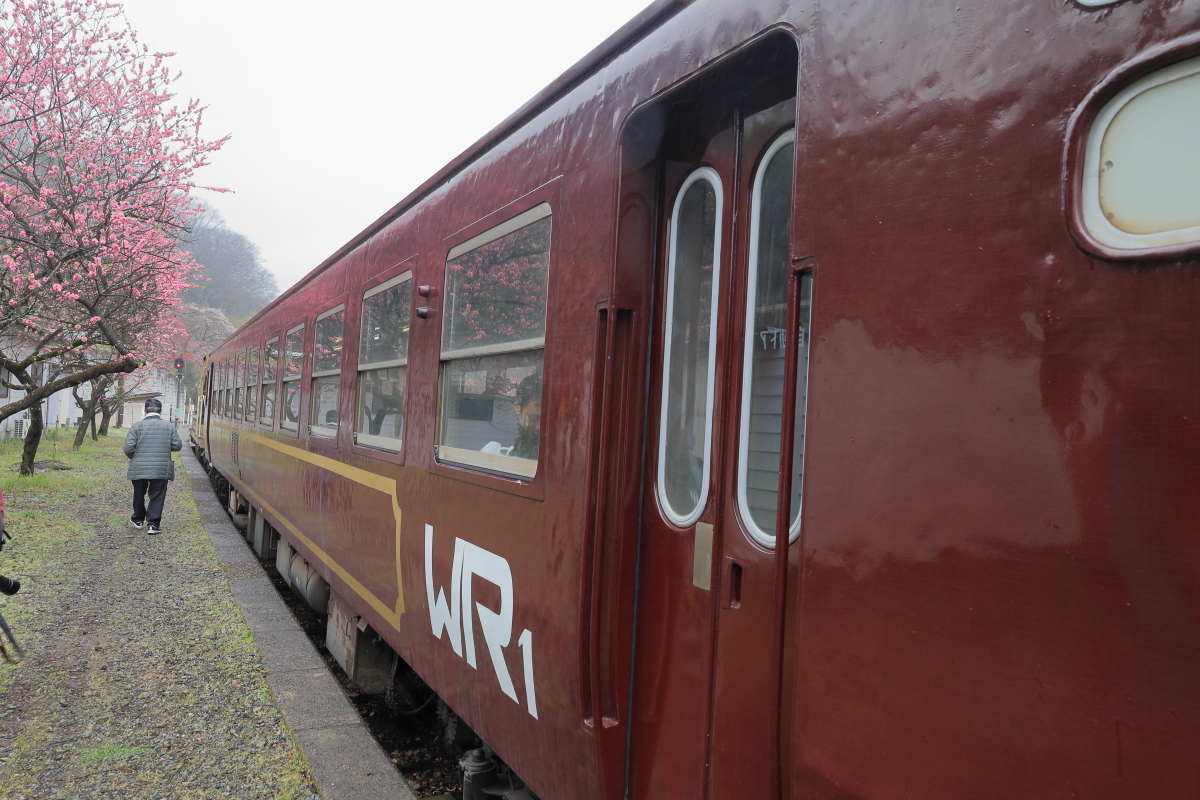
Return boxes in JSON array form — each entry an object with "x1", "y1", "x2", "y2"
[
  {"x1": 260, "y1": 338, "x2": 278, "y2": 425},
  {"x1": 737, "y1": 133, "x2": 811, "y2": 547},
  {"x1": 246, "y1": 348, "x2": 260, "y2": 423},
  {"x1": 233, "y1": 352, "x2": 244, "y2": 420},
  {"x1": 657, "y1": 168, "x2": 723, "y2": 528},
  {"x1": 355, "y1": 273, "x2": 411, "y2": 452},
  {"x1": 1082, "y1": 55, "x2": 1200, "y2": 252},
  {"x1": 210, "y1": 363, "x2": 220, "y2": 415},
  {"x1": 437, "y1": 203, "x2": 552, "y2": 478},
  {"x1": 310, "y1": 305, "x2": 344, "y2": 438},
  {"x1": 225, "y1": 359, "x2": 234, "y2": 416},
  {"x1": 217, "y1": 361, "x2": 226, "y2": 416},
  {"x1": 280, "y1": 324, "x2": 304, "y2": 431},
  {"x1": 283, "y1": 326, "x2": 304, "y2": 378}
]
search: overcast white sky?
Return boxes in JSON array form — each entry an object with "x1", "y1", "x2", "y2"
[{"x1": 117, "y1": 0, "x2": 654, "y2": 294}]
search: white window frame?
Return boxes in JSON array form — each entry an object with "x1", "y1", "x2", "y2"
[
  {"x1": 279, "y1": 324, "x2": 305, "y2": 431},
  {"x1": 656, "y1": 166, "x2": 723, "y2": 528},
  {"x1": 310, "y1": 304, "x2": 345, "y2": 439},
  {"x1": 260, "y1": 337, "x2": 278, "y2": 425},
  {"x1": 356, "y1": 272, "x2": 411, "y2": 452},
  {"x1": 437, "y1": 205, "x2": 552, "y2": 480},
  {"x1": 736, "y1": 132, "x2": 807, "y2": 548},
  {"x1": 1081, "y1": 56, "x2": 1200, "y2": 251}
]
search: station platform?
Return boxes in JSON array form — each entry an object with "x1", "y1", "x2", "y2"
[{"x1": 180, "y1": 439, "x2": 421, "y2": 800}]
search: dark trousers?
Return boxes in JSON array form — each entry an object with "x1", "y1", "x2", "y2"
[{"x1": 131, "y1": 479, "x2": 169, "y2": 525}]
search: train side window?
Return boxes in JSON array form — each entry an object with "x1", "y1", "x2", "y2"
[
  {"x1": 437, "y1": 203, "x2": 552, "y2": 479},
  {"x1": 355, "y1": 273, "x2": 412, "y2": 452},
  {"x1": 219, "y1": 361, "x2": 228, "y2": 416},
  {"x1": 226, "y1": 359, "x2": 234, "y2": 416},
  {"x1": 1081, "y1": 55, "x2": 1200, "y2": 252},
  {"x1": 233, "y1": 352, "x2": 244, "y2": 420},
  {"x1": 260, "y1": 338, "x2": 278, "y2": 425},
  {"x1": 657, "y1": 168, "x2": 723, "y2": 528},
  {"x1": 210, "y1": 362, "x2": 220, "y2": 416},
  {"x1": 246, "y1": 348, "x2": 260, "y2": 423},
  {"x1": 310, "y1": 305, "x2": 345, "y2": 439},
  {"x1": 736, "y1": 133, "x2": 811, "y2": 547},
  {"x1": 218, "y1": 360, "x2": 226, "y2": 415},
  {"x1": 280, "y1": 324, "x2": 304, "y2": 431},
  {"x1": 223, "y1": 360, "x2": 232, "y2": 416}
]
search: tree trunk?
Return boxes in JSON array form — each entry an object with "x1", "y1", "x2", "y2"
[
  {"x1": 19, "y1": 404, "x2": 44, "y2": 476},
  {"x1": 74, "y1": 405, "x2": 94, "y2": 448},
  {"x1": 89, "y1": 412, "x2": 98, "y2": 442},
  {"x1": 98, "y1": 405, "x2": 114, "y2": 436}
]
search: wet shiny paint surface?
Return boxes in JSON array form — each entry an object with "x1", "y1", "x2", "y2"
[
  {"x1": 789, "y1": 0, "x2": 1200, "y2": 797},
  {"x1": 199, "y1": 0, "x2": 1200, "y2": 798}
]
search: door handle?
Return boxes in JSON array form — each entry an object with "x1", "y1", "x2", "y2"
[{"x1": 722, "y1": 556, "x2": 743, "y2": 610}]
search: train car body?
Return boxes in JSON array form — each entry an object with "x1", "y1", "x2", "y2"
[{"x1": 194, "y1": 0, "x2": 1200, "y2": 797}]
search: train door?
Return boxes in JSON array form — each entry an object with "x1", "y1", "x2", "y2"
[{"x1": 622, "y1": 34, "x2": 806, "y2": 800}]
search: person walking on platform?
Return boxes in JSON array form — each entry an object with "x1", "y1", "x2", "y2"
[{"x1": 123, "y1": 398, "x2": 182, "y2": 535}]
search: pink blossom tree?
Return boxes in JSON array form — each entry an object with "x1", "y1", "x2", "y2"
[{"x1": 0, "y1": 0, "x2": 225, "y2": 472}]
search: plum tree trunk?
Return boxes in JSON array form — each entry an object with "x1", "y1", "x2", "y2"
[
  {"x1": 73, "y1": 406, "x2": 94, "y2": 449},
  {"x1": 19, "y1": 405, "x2": 44, "y2": 476}
]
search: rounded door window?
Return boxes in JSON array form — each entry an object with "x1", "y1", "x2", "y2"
[{"x1": 657, "y1": 168, "x2": 723, "y2": 527}]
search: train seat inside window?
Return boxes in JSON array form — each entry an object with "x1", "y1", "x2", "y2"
[
  {"x1": 1082, "y1": 55, "x2": 1200, "y2": 252},
  {"x1": 437, "y1": 203, "x2": 552, "y2": 479}
]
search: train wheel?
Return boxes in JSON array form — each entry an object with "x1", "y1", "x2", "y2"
[{"x1": 437, "y1": 698, "x2": 480, "y2": 751}]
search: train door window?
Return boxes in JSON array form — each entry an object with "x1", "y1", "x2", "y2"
[
  {"x1": 437, "y1": 203, "x2": 552, "y2": 478},
  {"x1": 234, "y1": 355, "x2": 245, "y2": 418},
  {"x1": 657, "y1": 168, "x2": 723, "y2": 527},
  {"x1": 1081, "y1": 55, "x2": 1200, "y2": 253},
  {"x1": 355, "y1": 273, "x2": 412, "y2": 452},
  {"x1": 736, "y1": 132, "x2": 811, "y2": 547},
  {"x1": 246, "y1": 348, "x2": 260, "y2": 423},
  {"x1": 260, "y1": 338, "x2": 278, "y2": 425},
  {"x1": 310, "y1": 304, "x2": 344, "y2": 438},
  {"x1": 280, "y1": 324, "x2": 304, "y2": 432}
]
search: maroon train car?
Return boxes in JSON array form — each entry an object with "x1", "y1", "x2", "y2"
[{"x1": 192, "y1": 0, "x2": 1200, "y2": 797}]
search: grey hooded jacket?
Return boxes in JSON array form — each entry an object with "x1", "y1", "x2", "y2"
[{"x1": 123, "y1": 414, "x2": 183, "y2": 481}]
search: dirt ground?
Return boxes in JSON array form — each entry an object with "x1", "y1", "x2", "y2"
[{"x1": 0, "y1": 433, "x2": 319, "y2": 799}]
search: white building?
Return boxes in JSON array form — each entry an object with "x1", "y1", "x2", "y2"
[{"x1": 0, "y1": 363, "x2": 187, "y2": 439}]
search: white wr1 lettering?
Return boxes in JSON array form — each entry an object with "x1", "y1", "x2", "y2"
[{"x1": 424, "y1": 524, "x2": 538, "y2": 719}]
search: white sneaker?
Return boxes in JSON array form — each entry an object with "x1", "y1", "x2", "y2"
[{"x1": 129, "y1": 516, "x2": 144, "y2": 530}]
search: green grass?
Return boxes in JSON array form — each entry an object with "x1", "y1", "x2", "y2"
[
  {"x1": 0, "y1": 429, "x2": 320, "y2": 798},
  {"x1": 79, "y1": 742, "x2": 150, "y2": 761}
]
